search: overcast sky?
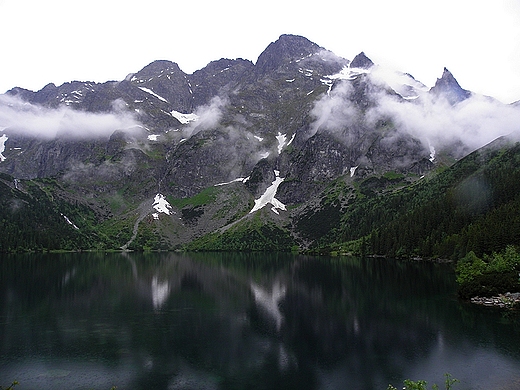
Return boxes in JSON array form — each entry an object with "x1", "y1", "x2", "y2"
[{"x1": 1, "y1": 0, "x2": 519, "y2": 103}]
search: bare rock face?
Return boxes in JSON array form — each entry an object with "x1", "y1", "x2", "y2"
[
  {"x1": 350, "y1": 52, "x2": 374, "y2": 69},
  {"x1": 429, "y1": 67, "x2": 471, "y2": 104},
  {"x1": 254, "y1": 34, "x2": 323, "y2": 77}
]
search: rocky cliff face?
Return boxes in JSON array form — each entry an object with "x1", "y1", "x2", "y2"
[{"x1": 0, "y1": 34, "x2": 507, "y2": 251}]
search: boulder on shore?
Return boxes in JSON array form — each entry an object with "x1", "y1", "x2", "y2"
[{"x1": 470, "y1": 292, "x2": 520, "y2": 309}]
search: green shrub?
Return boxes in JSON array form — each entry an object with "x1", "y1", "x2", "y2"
[
  {"x1": 388, "y1": 373, "x2": 458, "y2": 390},
  {"x1": 0, "y1": 381, "x2": 18, "y2": 390},
  {"x1": 456, "y1": 246, "x2": 520, "y2": 298},
  {"x1": 456, "y1": 251, "x2": 487, "y2": 285},
  {"x1": 485, "y1": 245, "x2": 520, "y2": 273}
]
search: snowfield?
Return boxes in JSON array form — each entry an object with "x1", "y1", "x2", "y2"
[
  {"x1": 61, "y1": 213, "x2": 79, "y2": 230},
  {"x1": 276, "y1": 132, "x2": 287, "y2": 154},
  {"x1": 152, "y1": 194, "x2": 173, "y2": 219},
  {"x1": 171, "y1": 110, "x2": 198, "y2": 124},
  {"x1": 138, "y1": 87, "x2": 168, "y2": 103},
  {"x1": 0, "y1": 133, "x2": 7, "y2": 162},
  {"x1": 214, "y1": 177, "x2": 250, "y2": 186},
  {"x1": 250, "y1": 170, "x2": 286, "y2": 215}
]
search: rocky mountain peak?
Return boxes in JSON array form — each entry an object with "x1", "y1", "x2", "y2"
[
  {"x1": 430, "y1": 67, "x2": 471, "y2": 104},
  {"x1": 132, "y1": 60, "x2": 185, "y2": 81},
  {"x1": 190, "y1": 58, "x2": 254, "y2": 106},
  {"x1": 194, "y1": 58, "x2": 253, "y2": 75},
  {"x1": 437, "y1": 67, "x2": 459, "y2": 86},
  {"x1": 350, "y1": 52, "x2": 374, "y2": 69},
  {"x1": 254, "y1": 34, "x2": 322, "y2": 76},
  {"x1": 7, "y1": 82, "x2": 61, "y2": 106}
]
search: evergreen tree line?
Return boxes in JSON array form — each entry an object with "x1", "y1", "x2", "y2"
[
  {"x1": 319, "y1": 141, "x2": 520, "y2": 260},
  {"x1": 0, "y1": 175, "x2": 100, "y2": 252}
]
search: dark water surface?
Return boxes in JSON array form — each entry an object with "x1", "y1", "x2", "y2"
[{"x1": 1, "y1": 252, "x2": 520, "y2": 390}]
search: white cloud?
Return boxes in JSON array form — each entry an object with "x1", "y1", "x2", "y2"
[
  {"x1": 310, "y1": 74, "x2": 520, "y2": 157},
  {"x1": 370, "y1": 90, "x2": 520, "y2": 153},
  {"x1": 183, "y1": 95, "x2": 227, "y2": 138},
  {"x1": 0, "y1": 94, "x2": 139, "y2": 139},
  {"x1": 309, "y1": 81, "x2": 358, "y2": 137}
]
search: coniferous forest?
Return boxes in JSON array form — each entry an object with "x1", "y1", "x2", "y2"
[{"x1": 316, "y1": 139, "x2": 520, "y2": 260}]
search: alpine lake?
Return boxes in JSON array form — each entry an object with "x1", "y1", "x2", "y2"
[{"x1": 1, "y1": 252, "x2": 520, "y2": 390}]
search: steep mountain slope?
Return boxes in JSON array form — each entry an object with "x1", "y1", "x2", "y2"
[
  {"x1": 1, "y1": 34, "x2": 519, "y2": 254},
  {"x1": 310, "y1": 135, "x2": 520, "y2": 258}
]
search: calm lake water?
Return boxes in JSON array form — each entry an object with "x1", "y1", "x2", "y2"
[{"x1": 1, "y1": 252, "x2": 520, "y2": 390}]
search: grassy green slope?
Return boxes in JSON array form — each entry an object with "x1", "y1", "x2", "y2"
[{"x1": 185, "y1": 209, "x2": 295, "y2": 252}]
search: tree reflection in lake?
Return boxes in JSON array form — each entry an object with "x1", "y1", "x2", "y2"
[{"x1": 1, "y1": 252, "x2": 519, "y2": 389}]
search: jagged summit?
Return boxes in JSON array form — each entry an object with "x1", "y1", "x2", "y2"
[
  {"x1": 254, "y1": 34, "x2": 322, "y2": 75},
  {"x1": 133, "y1": 60, "x2": 184, "y2": 79},
  {"x1": 144, "y1": 59, "x2": 181, "y2": 69},
  {"x1": 194, "y1": 58, "x2": 253, "y2": 74},
  {"x1": 430, "y1": 67, "x2": 471, "y2": 104},
  {"x1": 435, "y1": 67, "x2": 460, "y2": 87},
  {"x1": 190, "y1": 58, "x2": 254, "y2": 106},
  {"x1": 350, "y1": 52, "x2": 374, "y2": 69}
]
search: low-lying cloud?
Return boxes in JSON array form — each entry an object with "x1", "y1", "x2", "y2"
[
  {"x1": 0, "y1": 95, "x2": 139, "y2": 140},
  {"x1": 310, "y1": 81, "x2": 358, "y2": 134},
  {"x1": 182, "y1": 95, "x2": 228, "y2": 138},
  {"x1": 370, "y1": 90, "x2": 520, "y2": 153},
  {"x1": 310, "y1": 70, "x2": 520, "y2": 156}
]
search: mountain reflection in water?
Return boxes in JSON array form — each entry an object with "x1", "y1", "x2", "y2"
[{"x1": 1, "y1": 252, "x2": 520, "y2": 390}]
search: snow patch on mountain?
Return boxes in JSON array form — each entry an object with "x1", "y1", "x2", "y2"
[
  {"x1": 214, "y1": 177, "x2": 250, "y2": 186},
  {"x1": 324, "y1": 64, "x2": 426, "y2": 100},
  {"x1": 138, "y1": 87, "x2": 169, "y2": 103},
  {"x1": 171, "y1": 110, "x2": 199, "y2": 125},
  {"x1": 61, "y1": 213, "x2": 79, "y2": 230},
  {"x1": 327, "y1": 65, "x2": 370, "y2": 82},
  {"x1": 152, "y1": 194, "x2": 173, "y2": 219},
  {"x1": 250, "y1": 170, "x2": 286, "y2": 215},
  {"x1": 276, "y1": 132, "x2": 287, "y2": 154},
  {"x1": 0, "y1": 133, "x2": 7, "y2": 162}
]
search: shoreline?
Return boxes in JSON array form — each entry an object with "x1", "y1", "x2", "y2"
[{"x1": 470, "y1": 292, "x2": 520, "y2": 309}]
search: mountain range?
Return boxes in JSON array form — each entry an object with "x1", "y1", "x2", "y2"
[{"x1": 1, "y1": 34, "x2": 520, "y2": 257}]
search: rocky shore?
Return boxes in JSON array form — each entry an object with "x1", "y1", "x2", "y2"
[{"x1": 470, "y1": 292, "x2": 520, "y2": 309}]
